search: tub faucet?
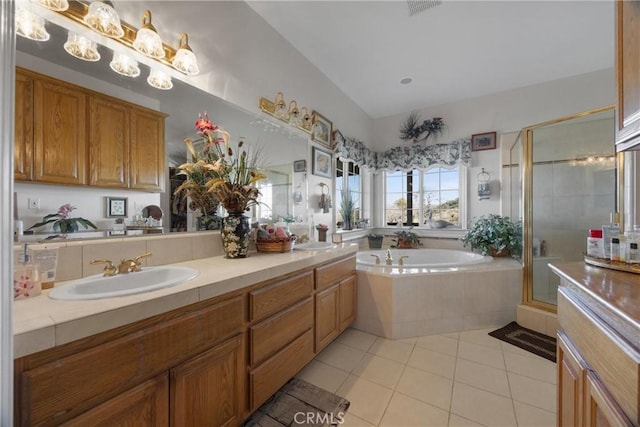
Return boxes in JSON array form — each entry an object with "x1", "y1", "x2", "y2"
[
  {"x1": 398, "y1": 256, "x2": 409, "y2": 266},
  {"x1": 370, "y1": 254, "x2": 381, "y2": 265},
  {"x1": 117, "y1": 252, "x2": 152, "y2": 274},
  {"x1": 386, "y1": 249, "x2": 393, "y2": 265}
]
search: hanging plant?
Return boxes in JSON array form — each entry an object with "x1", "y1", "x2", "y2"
[{"x1": 399, "y1": 112, "x2": 445, "y2": 143}]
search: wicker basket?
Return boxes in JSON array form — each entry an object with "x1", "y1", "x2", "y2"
[{"x1": 256, "y1": 238, "x2": 295, "y2": 253}]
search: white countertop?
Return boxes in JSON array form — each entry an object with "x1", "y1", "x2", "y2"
[{"x1": 14, "y1": 244, "x2": 358, "y2": 359}]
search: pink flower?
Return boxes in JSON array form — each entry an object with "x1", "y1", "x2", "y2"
[
  {"x1": 57, "y1": 204, "x2": 76, "y2": 220},
  {"x1": 194, "y1": 112, "x2": 218, "y2": 134}
]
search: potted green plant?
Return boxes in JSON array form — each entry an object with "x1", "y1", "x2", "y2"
[
  {"x1": 367, "y1": 233, "x2": 384, "y2": 249},
  {"x1": 340, "y1": 191, "x2": 356, "y2": 230},
  {"x1": 461, "y1": 214, "x2": 522, "y2": 258},
  {"x1": 391, "y1": 229, "x2": 423, "y2": 249}
]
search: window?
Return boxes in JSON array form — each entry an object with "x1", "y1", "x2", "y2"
[
  {"x1": 336, "y1": 159, "x2": 362, "y2": 227},
  {"x1": 385, "y1": 166, "x2": 464, "y2": 227}
]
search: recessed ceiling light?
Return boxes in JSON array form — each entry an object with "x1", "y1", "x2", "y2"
[{"x1": 400, "y1": 77, "x2": 413, "y2": 85}]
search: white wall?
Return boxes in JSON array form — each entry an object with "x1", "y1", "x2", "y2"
[{"x1": 370, "y1": 68, "x2": 615, "y2": 224}]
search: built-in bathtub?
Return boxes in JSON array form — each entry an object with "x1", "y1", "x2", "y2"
[{"x1": 354, "y1": 249, "x2": 523, "y2": 339}]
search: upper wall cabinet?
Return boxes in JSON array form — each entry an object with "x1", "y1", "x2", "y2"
[
  {"x1": 616, "y1": 1, "x2": 640, "y2": 150},
  {"x1": 15, "y1": 68, "x2": 166, "y2": 192}
]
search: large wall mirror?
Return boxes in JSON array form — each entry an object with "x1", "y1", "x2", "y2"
[
  {"x1": 15, "y1": 19, "x2": 309, "y2": 235},
  {"x1": 520, "y1": 106, "x2": 619, "y2": 312}
]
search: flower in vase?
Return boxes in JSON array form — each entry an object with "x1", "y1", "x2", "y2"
[{"x1": 28, "y1": 204, "x2": 96, "y2": 238}]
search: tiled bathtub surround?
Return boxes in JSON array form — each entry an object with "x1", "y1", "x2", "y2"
[{"x1": 354, "y1": 258, "x2": 522, "y2": 339}]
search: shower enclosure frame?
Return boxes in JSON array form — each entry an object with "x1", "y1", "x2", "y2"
[{"x1": 521, "y1": 105, "x2": 622, "y2": 313}]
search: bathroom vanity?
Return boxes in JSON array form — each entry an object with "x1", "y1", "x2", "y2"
[
  {"x1": 551, "y1": 262, "x2": 639, "y2": 426},
  {"x1": 13, "y1": 246, "x2": 357, "y2": 426}
]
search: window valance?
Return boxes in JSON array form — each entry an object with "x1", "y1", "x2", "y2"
[{"x1": 334, "y1": 135, "x2": 471, "y2": 173}]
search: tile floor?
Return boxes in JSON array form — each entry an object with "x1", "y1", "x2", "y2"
[{"x1": 296, "y1": 327, "x2": 557, "y2": 427}]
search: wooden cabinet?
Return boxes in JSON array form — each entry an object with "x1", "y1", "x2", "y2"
[
  {"x1": 89, "y1": 97, "x2": 130, "y2": 188},
  {"x1": 14, "y1": 72, "x2": 33, "y2": 181},
  {"x1": 315, "y1": 284, "x2": 340, "y2": 351},
  {"x1": 557, "y1": 332, "x2": 585, "y2": 427},
  {"x1": 33, "y1": 78, "x2": 87, "y2": 185},
  {"x1": 339, "y1": 274, "x2": 357, "y2": 331},
  {"x1": 585, "y1": 372, "x2": 634, "y2": 427},
  {"x1": 16, "y1": 67, "x2": 166, "y2": 191},
  {"x1": 61, "y1": 374, "x2": 169, "y2": 427},
  {"x1": 170, "y1": 334, "x2": 244, "y2": 427},
  {"x1": 616, "y1": 1, "x2": 640, "y2": 150}
]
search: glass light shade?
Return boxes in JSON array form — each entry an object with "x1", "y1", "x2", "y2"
[
  {"x1": 109, "y1": 51, "x2": 140, "y2": 78},
  {"x1": 64, "y1": 32, "x2": 100, "y2": 62},
  {"x1": 36, "y1": 0, "x2": 69, "y2": 12},
  {"x1": 133, "y1": 10, "x2": 164, "y2": 59},
  {"x1": 83, "y1": 1, "x2": 124, "y2": 38},
  {"x1": 147, "y1": 69, "x2": 173, "y2": 90},
  {"x1": 15, "y1": 7, "x2": 50, "y2": 41},
  {"x1": 172, "y1": 48, "x2": 199, "y2": 75}
]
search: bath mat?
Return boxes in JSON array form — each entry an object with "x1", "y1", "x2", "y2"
[
  {"x1": 489, "y1": 321, "x2": 557, "y2": 362},
  {"x1": 244, "y1": 377, "x2": 350, "y2": 426}
]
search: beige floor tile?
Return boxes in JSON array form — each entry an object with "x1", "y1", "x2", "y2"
[
  {"x1": 337, "y1": 375, "x2": 394, "y2": 425},
  {"x1": 454, "y1": 358, "x2": 511, "y2": 398},
  {"x1": 340, "y1": 412, "x2": 376, "y2": 427},
  {"x1": 458, "y1": 329, "x2": 503, "y2": 350},
  {"x1": 316, "y1": 341, "x2": 366, "y2": 373},
  {"x1": 500, "y1": 340, "x2": 541, "y2": 359},
  {"x1": 368, "y1": 337, "x2": 415, "y2": 364},
  {"x1": 337, "y1": 328, "x2": 378, "y2": 351},
  {"x1": 513, "y1": 401, "x2": 555, "y2": 426},
  {"x1": 457, "y1": 340, "x2": 505, "y2": 370},
  {"x1": 407, "y1": 347, "x2": 456, "y2": 379},
  {"x1": 451, "y1": 382, "x2": 517, "y2": 426},
  {"x1": 379, "y1": 393, "x2": 449, "y2": 427},
  {"x1": 295, "y1": 360, "x2": 349, "y2": 393},
  {"x1": 448, "y1": 414, "x2": 484, "y2": 426},
  {"x1": 396, "y1": 366, "x2": 453, "y2": 411},
  {"x1": 508, "y1": 372, "x2": 557, "y2": 413},
  {"x1": 395, "y1": 336, "x2": 418, "y2": 345},
  {"x1": 503, "y1": 351, "x2": 556, "y2": 384},
  {"x1": 415, "y1": 334, "x2": 459, "y2": 357},
  {"x1": 352, "y1": 353, "x2": 405, "y2": 389},
  {"x1": 441, "y1": 332, "x2": 460, "y2": 340}
]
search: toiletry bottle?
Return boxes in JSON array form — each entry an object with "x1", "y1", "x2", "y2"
[
  {"x1": 602, "y1": 213, "x2": 620, "y2": 259},
  {"x1": 14, "y1": 244, "x2": 41, "y2": 300},
  {"x1": 610, "y1": 238, "x2": 621, "y2": 262},
  {"x1": 587, "y1": 229, "x2": 604, "y2": 258}
]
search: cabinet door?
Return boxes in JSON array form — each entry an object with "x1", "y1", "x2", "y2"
[
  {"x1": 33, "y1": 79, "x2": 86, "y2": 185},
  {"x1": 170, "y1": 334, "x2": 245, "y2": 427},
  {"x1": 339, "y1": 274, "x2": 357, "y2": 332},
  {"x1": 15, "y1": 71, "x2": 33, "y2": 181},
  {"x1": 616, "y1": 1, "x2": 640, "y2": 149},
  {"x1": 585, "y1": 371, "x2": 634, "y2": 427},
  {"x1": 130, "y1": 108, "x2": 165, "y2": 191},
  {"x1": 557, "y1": 332, "x2": 586, "y2": 427},
  {"x1": 61, "y1": 374, "x2": 168, "y2": 427},
  {"x1": 315, "y1": 284, "x2": 340, "y2": 352},
  {"x1": 89, "y1": 97, "x2": 130, "y2": 188}
]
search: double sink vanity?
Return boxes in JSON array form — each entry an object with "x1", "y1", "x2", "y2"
[{"x1": 13, "y1": 234, "x2": 357, "y2": 426}]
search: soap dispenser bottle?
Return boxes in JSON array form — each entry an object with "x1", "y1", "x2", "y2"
[{"x1": 14, "y1": 244, "x2": 41, "y2": 300}]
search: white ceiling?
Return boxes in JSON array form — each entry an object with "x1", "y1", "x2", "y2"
[{"x1": 247, "y1": 0, "x2": 614, "y2": 119}]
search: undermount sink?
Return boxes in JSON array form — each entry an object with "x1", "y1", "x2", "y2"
[
  {"x1": 48, "y1": 266, "x2": 199, "y2": 301},
  {"x1": 294, "y1": 242, "x2": 337, "y2": 251}
]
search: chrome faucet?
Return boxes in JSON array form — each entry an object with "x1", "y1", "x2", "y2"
[
  {"x1": 385, "y1": 249, "x2": 393, "y2": 265},
  {"x1": 90, "y1": 259, "x2": 117, "y2": 277},
  {"x1": 398, "y1": 256, "x2": 409, "y2": 266},
  {"x1": 118, "y1": 252, "x2": 152, "y2": 274}
]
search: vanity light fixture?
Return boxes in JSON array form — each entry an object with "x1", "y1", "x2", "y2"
[
  {"x1": 259, "y1": 92, "x2": 313, "y2": 135},
  {"x1": 64, "y1": 31, "x2": 100, "y2": 61},
  {"x1": 83, "y1": 1, "x2": 124, "y2": 38},
  {"x1": 15, "y1": 6, "x2": 50, "y2": 41},
  {"x1": 109, "y1": 51, "x2": 140, "y2": 78},
  {"x1": 288, "y1": 101, "x2": 302, "y2": 127},
  {"x1": 147, "y1": 68, "x2": 173, "y2": 90},
  {"x1": 133, "y1": 10, "x2": 165, "y2": 59},
  {"x1": 171, "y1": 33, "x2": 199, "y2": 75},
  {"x1": 36, "y1": 0, "x2": 69, "y2": 12}
]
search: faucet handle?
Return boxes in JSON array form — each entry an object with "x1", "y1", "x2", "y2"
[
  {"x1": 90, "y1": 259, "x2": 117, "y2": 276},
  {"x1": 370, "y1": 254, "x2": 381, "y2": 265},
  {"x1": 132, "y1": 252, "x2": 152, "y2": 271},
  {"x1": 398, "y1": 256, "x2": 409, "y2": 266}
]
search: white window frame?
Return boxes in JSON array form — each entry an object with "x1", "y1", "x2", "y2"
[{"x1": 336, "y1": 159, "x2": 364, "y2": 225}]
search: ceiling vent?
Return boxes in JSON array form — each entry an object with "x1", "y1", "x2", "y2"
[{"x1": 406, "y1": 0, "x2": 443, "y2": 16}]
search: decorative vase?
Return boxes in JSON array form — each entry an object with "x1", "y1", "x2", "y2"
[
  {"x1": 397, "y1": 238, "x2": 414, "y2": 249},
  {"x1": 317, "y1": 228, "x2": 327, "y2": 242},
  {"x1": 342, "y1": 218, "x2": 352, "y2": 231},
  {"x1": 368, "y1": 236, "x2": 384, "y2": 249},
  {"x1": 197, "y1": 215, "x2": 221, "y2": 231},
  {"x1": 221, "y1": 212, "x2": 251, "y2": 258},
  {"x1": 488, "y1": 246, "x2": 508, "y2": 257}
]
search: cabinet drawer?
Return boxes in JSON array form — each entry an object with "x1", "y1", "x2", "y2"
[
  {"x1": 315, "y1": 256, "x2": 356, "y2": 291},
  {"x1": 17, "y1": 295, "x2": 244, "y2": 426},
  {"x1": 558, "y1": 289, "x2": 640, "y2": 424},
  {"x1": 250, "y1": 297, "x2": 313, "y2": 366},
  {"x1": 250, "y1": 329, "x2": 314, "y2": 411},
  {"x1": 250, "y1": 271, "x2": 313, "y2": 322}
]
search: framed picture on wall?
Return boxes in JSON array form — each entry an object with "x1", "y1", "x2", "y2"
[
  {"x1": 293, "y1": 159, "x2": 307, "y2": 172},
  {"x1": 311, "y1": 110, "x2": 333, "y2": 149},
  {"x1": 312, "y1": 147, "x2": 332, "y2": 178},
  {"x1": 471, "y1": 131, "x2": 497, "y2": 151},
  {"x1": 332, "y1": 129, "x2": 345, "y2": 148},
  {"x1": 106, "y1": 197, "x2": 128, "y2": 218}
]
